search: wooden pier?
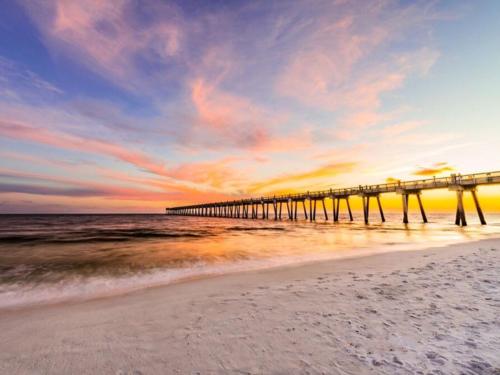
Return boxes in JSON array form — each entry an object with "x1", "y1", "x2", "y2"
[{"x1": 166, "y1": 171, "x2": 500, "y2": 226}]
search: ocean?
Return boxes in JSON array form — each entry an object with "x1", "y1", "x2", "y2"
[{"x1": 1, "y1": 212, "x2": 500, "y2": 309}]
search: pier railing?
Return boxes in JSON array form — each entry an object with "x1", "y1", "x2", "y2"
[{"x1": 166, "y1": 171, "x2": 500, "y2": 226}]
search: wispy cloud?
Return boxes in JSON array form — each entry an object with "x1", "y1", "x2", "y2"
[
  {"x1": 248, "y1": 162, "x2": 357, "y2": 194},
  {"x1": 413, "y1": 162, "x2": 454, "y2": 176},
  {"x1": 0, "y1": 56, "x2": 63, "y2": 100},
  {"x1": 22, "y1": 0, "x2": 182, "y2": 91},
  {"x1": 0, "y1": 119, "x2": 170, "y2": 178}
]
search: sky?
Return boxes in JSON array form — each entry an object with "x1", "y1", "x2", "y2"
[{"x1": 0, "y1": 0, "x2": 499, "y2": 213}]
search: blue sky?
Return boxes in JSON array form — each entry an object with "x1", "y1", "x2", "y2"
[{"x1": 0, "y1": 0, "x2": 499, "y2": 213}]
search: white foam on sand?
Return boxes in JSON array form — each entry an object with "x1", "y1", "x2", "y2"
[{"x1": 0, "y1": 236, "x2": 490, "y2": 310}]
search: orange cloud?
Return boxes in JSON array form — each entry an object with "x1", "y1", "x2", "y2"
[
  {"x1": 386, "y1": 177, "x2": 401, "y2": 183},
  {"x1": 0, "y1": 166, "x2": 236, "y2": 206},
  {"x1": 167, "y1": 157, "x2": 245, "y2": 190},
  {"x1": 248, "y1": 162, "x2": 356, "y2": 194},
  {"x1": 413, "y1": 163, "x2": 454, "y2": 176}
]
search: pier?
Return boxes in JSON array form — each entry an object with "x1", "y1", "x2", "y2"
[{"x1": 166, "y1": 171, "x2": 500, "y2": 226}]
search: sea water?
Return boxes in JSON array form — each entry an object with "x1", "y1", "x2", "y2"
[{"x1": 1, "y1": 212, "x2": 500, "y2": 309}]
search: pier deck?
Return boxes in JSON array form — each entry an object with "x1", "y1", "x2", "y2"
[{"x1": 166, "y1": 171, "x2": 500, "y2": 226}]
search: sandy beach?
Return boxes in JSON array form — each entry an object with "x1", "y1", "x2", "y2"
[{"x1": 1, "y1": 238, "x2": 499, "y2": 374}]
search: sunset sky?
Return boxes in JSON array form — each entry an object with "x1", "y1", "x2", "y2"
[{"x1": 0, "y1": 0, "x2": 499, "y2": 213}]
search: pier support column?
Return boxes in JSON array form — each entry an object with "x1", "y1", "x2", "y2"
[
  {"x1": 322, "y1": 198, "x2": 328, "y2": 220},
  {"x1": 331, "y1": 197, "x2": 336, "y2": 222},
  {"x1": 346, "y1": 197, "x2": 353, "y2": 221},
  {"x1": 286, "y1": 200, "x2": 291, "y2": 220},
  {"x1": 273, "y1": 200, "x2": 278, "y2": 220},
  {"x1": 362, "y1": 196, "x2": 370, "y2": 224},
  {"x1": 471, "y1": 189, "x2": 486, "y2": 225},
  {"x1": 416, "y1": 194, "x2": 427, "y2": 223},
  {"x1": 455, "y1": 189, "x2": 467, "y2": 226},
  {"x1": 402, "y1": 194, "x2": 409, "y2": 224},
  {"x1": 334, "y1": 198, "x2": 340, "y2": 222},
  {"x1": 398, "y1": 190, "x2": 427, "y2": 224},
  {"x1": 309, "y1": 198, "x2": 313, "y2": 222},
  {"x1": 376, "y1": 195, "x2": 385, "y2": 222},
  {"x1": 279, "y1": 201, "x2": 282, "y2": 220}
]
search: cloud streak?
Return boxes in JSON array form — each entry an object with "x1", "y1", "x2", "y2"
[
  {"x1": 0, "y1": 119, "x2": 170, "y2": 178},
  {"x1": 413, "y1": 163, "x2": 454, "y2": 177},
  {"x1": 23, "y1": 0, "x2": 182, "y2": 91},
  {"x1": 248, "y1": 162, "x2": 357, "y2": 194}
]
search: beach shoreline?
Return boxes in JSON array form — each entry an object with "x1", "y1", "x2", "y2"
[{"x1": 1, "y1": 238, "x2": 499, "y2": 374}]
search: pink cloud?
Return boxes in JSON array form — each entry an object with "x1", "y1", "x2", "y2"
[
  {"x1": 23, "y1": 0, "x2": 181, "y2": 89},
  {"x1": 189, "y1": 78, "x2": 295, "y2": 150},
  {"x1": 0, "y1": 120, "x2": 170, "y2": 178},
  {"x1": 0, "y1": 167, "x2": 235, "y2": 205},
  {"x1": 167, "y1": 156, "x2": 245, "y2": 190},
  {"x1": 275, "y1": 2, "x2": 440, "y2": 143},
  {"x1": 0, "y1": 119, "x2": 260, "y2": 196}
]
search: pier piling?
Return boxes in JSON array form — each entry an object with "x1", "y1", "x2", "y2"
[
  {"x1": 471, "y1": 189, "x2": 486, "y2": 225},
  {"x1": 376, "y1": 195, "x2": 385, "y2": 222},
  {"x1": 166, "y1": 171, "x2": 499, "y2": 226}
]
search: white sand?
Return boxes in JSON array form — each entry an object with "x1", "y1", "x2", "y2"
[{"x1": 1, "y1": 239, "x2": 499, "y2": 374}]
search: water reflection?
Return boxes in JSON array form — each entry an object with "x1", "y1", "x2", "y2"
[{"x1": 0, "y1": 212, "x2": 499, "y2": 308}]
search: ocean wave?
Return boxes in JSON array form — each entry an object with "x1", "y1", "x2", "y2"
[
  {"x1": 0, "y1": 228, "x2": 211, "y2": 245},
  {"x1": 0, "y1": 257, "x2": 307, "y2": 309}
]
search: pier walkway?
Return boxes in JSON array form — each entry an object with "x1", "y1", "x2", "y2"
[{"x1": 166, "y1": 171, "x2": 500, "y2": 226}]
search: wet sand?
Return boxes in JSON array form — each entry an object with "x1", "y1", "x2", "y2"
[{"x1": 1, "y1": 238, "x2": 499, "y2": 374}]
